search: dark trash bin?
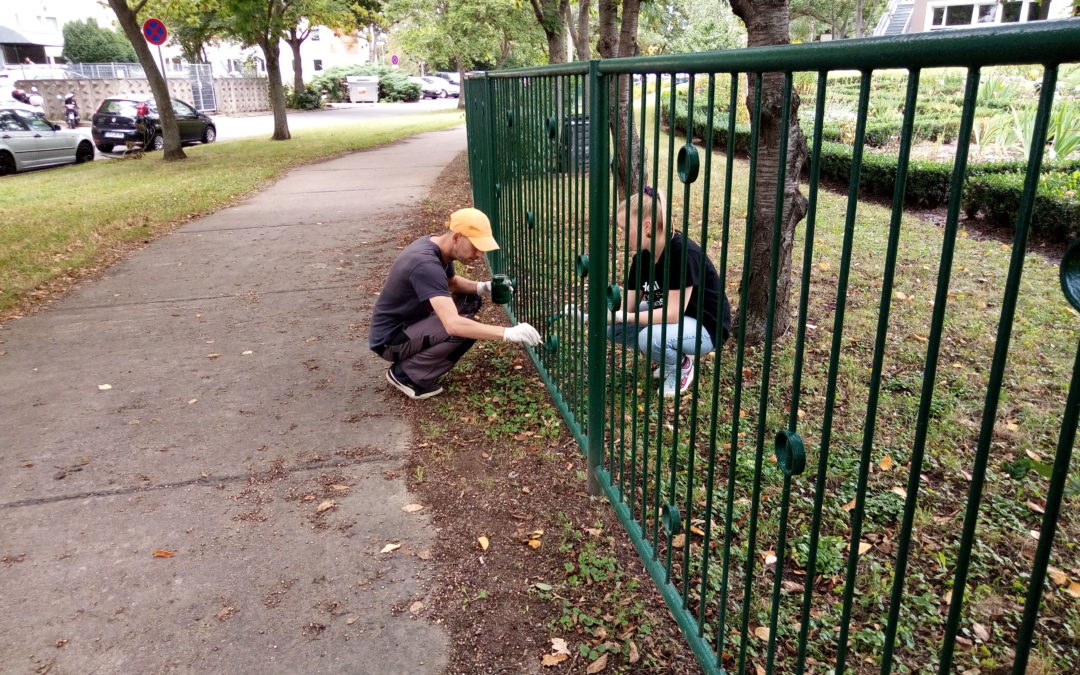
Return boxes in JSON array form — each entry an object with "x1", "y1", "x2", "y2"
[{"x1": 560, "y1": 114, "x2": 590, "y2": 173}]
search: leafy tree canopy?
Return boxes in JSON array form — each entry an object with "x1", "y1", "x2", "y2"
[
  {"x1": 61, "y1": 18, "x2": 138, "y2": 63},
  {"x1": 638, "y1": 0, "x2": 745, "y2": 56}
]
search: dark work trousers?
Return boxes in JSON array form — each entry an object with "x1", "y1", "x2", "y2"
[{"x1": 376, "y1": 293, "x2": 481, "y2": 389}]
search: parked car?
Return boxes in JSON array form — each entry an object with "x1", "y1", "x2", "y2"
[
  {"x1": 421, "y1": 76, "x2": 459, "y2": 98},
  {"x1": 436, "y1": 71, "x2": 461, "y2": 86},
  {"x1": 91, "y1": 95, "x2": 215, "y2": 153},
  {"x1": 0, "y1": 106, "x2": 95, "y2": 175},
  {"x1": 408, "y1": 76, "x2": 440, "y2": 99}
]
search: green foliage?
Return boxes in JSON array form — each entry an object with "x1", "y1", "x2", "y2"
[
  {"x1": 61, "y1": 18, "x2": 137, "y2": 63},
  {"x1": 285, "y1": 84, "x2": 323, "y2": 109},
  {"x1": 309, "y1": 64, "x2": 420, "y2": 103},
  {"x1": 791, "y1": 533, "x2": 845, "y2": 575},
  {"x1": 963, "y1": 169, "x2": 1080, "y2": 239}
]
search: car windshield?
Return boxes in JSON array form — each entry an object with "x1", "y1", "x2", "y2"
[{"x1": 98, "y1": 100, "x2": 152, "y2": 116}]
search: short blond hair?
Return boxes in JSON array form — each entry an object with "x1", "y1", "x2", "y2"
[{"x1": 616, "y1": 187, "x2": 667, "y2": 235}]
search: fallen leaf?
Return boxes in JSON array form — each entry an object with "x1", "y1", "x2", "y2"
[
  {"x1": 216, "y1": 606, "x2": 236, "y2": 621},
  {"x1": 402, "y1": 503, "x2": 425, "y2": 512},
  {"x1": 1047, "y1": 566, "x2": 1069, "y2": 586},
  {"x1": 586, "y1": 652, "x2": 608, "y2": 673},
  {"x1": 895, "y1": 291, "x2": 908, "y2": 301},
  {"x1": 891, "y1": 487, "x2": 908, "y2": 499},
  {"x1": 1066, "y1": 582, "x2": 1080, "y2": 598},
  {"x1": 241, "y1": 350, "x2": 253, "y2": 355},
  {"x1": 762, "y1": 550, "x2": 777, "y2": 565},
  {"x1": 346, "y1": 615, "x2": 359, "y2": 625},
  {"x1": 330, "y1": 485, "x2": 350, "y2": 491},
  {"x1": 1027, "y1": 499, "x2": 1046, "y2": 515},
  {"x1": 187, "y1": 398, "x2": 198, "y2": 405},
  {"x1": 755, "y1": 666, "x2": 767, "y2": 675},
  {"x1": 858, "y1": 542, "x2": 873, "y2": 555},
  {"x1": 754, "y1": 625, "x2": 770, "y2": 641},
  {"x1": 551, "y1": 637, "x2": 571, "y2": 655},
  {"x1": 152, "y1": 549, "x2": 174, "y2": 558},
  {"x1": 417, "y1": 549, "x2": 432, "y2": 560},
  {"x1": 55, "y1": 639, "x2": 67, "y2": 648},
  {"x1": 534, "y1": 582, "x2": 554, "y2": 592},
  {"x1": 528, "y1": 539, "x2": 542, "y2": 549},
  {"x1": 97, "y1": 384, "x2": 112, "y2": 390},
  {"x1": 972, "y1": 623, "x2": 990, "y2": 641},
  {"x1": 316, "y1": 500, "x2": 335, "y2": 513},
  {"x1": 541, "y1": 653, "x2": 569, "y2": 666},
  {"x1": 1006, "y1": 421, "x2": 1019, "y2": 432},
  {"x1": 842, "y1": 498, "x2": 856, "y2": 513},
  {"x1": 380, "y1": 543, "x2": 401, "y2": 553},
  {"x1": 879, "y1": 455, "x2": 895, "y2": 471},
  {"x1": 409, "y1": 601, "x2": 424, "y2": 614},
  {"x1": 628, "y1": 640, "x2": 640, "y2": 663},
  {"x1": 477, "y1": 536, "x2": 489, "y2": 551},
  {"x1": 672, "y1": 533, "x2": 686, "y2": 548},
  {"x1": 1026, "y1": 449, "x2": 1043, "y2": 461},
  {"x1": 206, "y1": 353, "x2": 221, "y2": 359}
]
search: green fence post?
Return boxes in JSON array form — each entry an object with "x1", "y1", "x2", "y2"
[{"x1": 586, "y1": 59, "x2": 609, "y2": 495}]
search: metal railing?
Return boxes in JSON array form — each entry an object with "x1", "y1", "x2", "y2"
[{"x1": 465, "y1": 20, "x2": 1080, "y2": 674}]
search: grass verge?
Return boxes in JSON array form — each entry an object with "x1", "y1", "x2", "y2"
[{"x1": 0, "y1": 109, "x2": 464, "y2": 320}]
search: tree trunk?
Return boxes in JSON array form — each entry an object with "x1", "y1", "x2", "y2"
[
  {"x1": 107, "y1": 0, "x2": 185, "y2": 160},
  {"x1": 597, "y1": 0, "x2": 644, "y2": 198},
  {"x1": 855, "y1": 0, "x2": 864, "y2": 38},
  {"x1": 730, "y1": 0, "x2": 809, "y2": 343},
  {"x1": 530, "y1": 0, "x2": 571, "y2": 64},
  {"x1": 286, "y1": 28, "x2": 306, "y2": 94},
  {"x1": 565, "y1": 0, "x2": 592, "y2": 61},
  {"x1": 456, "y1": 57, "x2": 465, "y2": 110},
  {"x1": 260, "y1": 37, "x2": 291, "y2": 140}
]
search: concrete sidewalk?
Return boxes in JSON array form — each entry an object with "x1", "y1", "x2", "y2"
[{"x1": 0, "y1": 127, "x2": 465, "y2": 674}]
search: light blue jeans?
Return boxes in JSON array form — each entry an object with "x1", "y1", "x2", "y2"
[{"x1": 606, "y1": 301, "x2": 715, "y2": 377}]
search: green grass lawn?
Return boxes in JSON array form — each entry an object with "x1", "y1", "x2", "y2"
[
  {"x1": 474, "y1": 96, "x2": 1079, "y2": 672},
  {"x1": 0, "y1": 109, "x2": 465, "y2": 317}
]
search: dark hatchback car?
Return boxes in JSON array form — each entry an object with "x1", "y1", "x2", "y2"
[{"x1": 91, "y1": 96, "x2": 216, "y2": 152}]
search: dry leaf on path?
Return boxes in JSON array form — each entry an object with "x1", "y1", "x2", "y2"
[
  {"x1": 316, "y1": 500, "x2": 335, "y2": 513},
  {"x1": 891, "y1": 487, "x2": 908, "y2": 499},
  {"x1": 152, "y1": 549, "x2": 174, "y2": 558},
  {"x1": 879, "y1": 455, "x2": 895, "y2": 471},
  {"x1": 586, "y1": 653, "x2": 608, "y2": 673},
  {"x1": 541, "y1": 653, "x2": 569, "y2": 666},
  {"x1": 380, "y1": 543, "x2": 401, "y2": 554},
  {"x1": 528, "y1": 539, "x2": 542, "y2": 549},
  {"x1": 98, "y1": 384, "x2": 112, "y2": 390},
  {"x1": 1065, "y1": 582, "x2": 1080, "y2": 598},
  {"x1": 972, "y1": 623, "x2": 990, "y2": 641},
  {"x1": 477, "y1": 536, "x2": 489, "y2": 551},
  {"x1": 672, "y1": 533, "x2": 686, "y2": 548},
  {"x1": 628, "y1": 640, "x2": 640, "y2": 664},
  {"x1": 754, "y1": 625, "x2": 770, "y2": 641},
  {"x1": 842, "y1": 498, "x2": 856, "y2": 513},
  {"x1": 551, "y1": 638, "x2": 570, "y2": 655},
  {"x1": 1047, "y1": 566, "x2": 1069, "y2": 586},
  {"x1": 858, "y1": 542, "x2": 873, "y2": 555},
  {"x1": 402, "y1": 503, "x2": 425, "y2": 512},
  {"x1": 206, "y1": 353, "x2": 221, "y2": 359},
  {"x1": 409, "y1": 601, "x2": 424, "y2": 614},
  {"x1": 216, "y1": 606, "x2": 236, "y2": 621},
  {"x1": 346, "y1": 615, "x2": 359, "y2": 625},
  {"x1": 330, "y1": 485, "x2": 350, "y2": 491}
]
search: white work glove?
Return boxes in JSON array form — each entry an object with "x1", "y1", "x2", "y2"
[
  {"x1": 563, "y1": 304, "x2": 588, "y2": 322},
  {"x1": 503, "y1": 322, "x2": 541, "y2": 346},
  {"x1": 609, "y1": 309, "x2": 630, "y2": 324},
  {"x1": 476, "y1": 280, "x2": 491, "y2": 297}
]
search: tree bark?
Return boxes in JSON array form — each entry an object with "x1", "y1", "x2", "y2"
[
  {"x1": 260, "y1": 36, "x2": 292, "y2": 140},
  {"x1": 530, "y1": 0, "x2": 571, "y2": 64},
  {"x1": 107, "y1": 0, "x2": 186, "y2": 160},
  {"x1": 285, "y1": 26, "x2": 310, "y2": 94},
  {"x1": 729, "y1": 0, "x2": 808, "y2": 343},
  {"x1": 565, "y1": 0, "x2": 592, "y2": 61},
  {"x1": 597, "y1": 0, "x2": 644, "y2": 198},
  {"x1": 855, "y1": 0, "x2": 864, "y2": 38}
]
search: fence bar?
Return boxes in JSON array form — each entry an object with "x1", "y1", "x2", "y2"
[{"x1": 586, "y1": 60, "x2": 610, "y2": 494}]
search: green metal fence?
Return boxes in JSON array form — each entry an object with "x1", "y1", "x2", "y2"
[{"x1": 465, "y1": 21, "x2": 1080, "y2": 674}]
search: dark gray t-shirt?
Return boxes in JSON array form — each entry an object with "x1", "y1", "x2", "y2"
[{"x1": 369, "y1": 236, "x2": 454, "y2": 349}]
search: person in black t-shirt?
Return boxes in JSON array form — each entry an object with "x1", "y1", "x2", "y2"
[
  {"x1": 369, "y1": 208, "x2": 541, "y2": 399},
  {"x1": 607, "y1": 187, "x2": 731, "y2": 398}
]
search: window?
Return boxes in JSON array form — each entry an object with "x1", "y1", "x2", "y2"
[
  {"x1": 314, "y1": 59, "x2": 323, "y2": 71},
  {"x1": 946, "y1": 5, "x2": 974, "y2": 25},
  {"x1": 0, "y1": 110, "x2": 28, "y2": 132},
  {"x1": 172, "y1": 100, "x2": 196, "y2": 117},
  {"x1": 16, "y1": 110, "x2": 53, "y2": 132},
  {"x1": 978, "y1": 4, "x2": 996, "y2": 22},
  {"x1": 1002, "y1": 1, "x2": 1023, "y2": 21}
]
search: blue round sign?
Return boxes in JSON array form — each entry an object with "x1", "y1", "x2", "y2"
[{"x1": 142, "y1": 18, "x2": 168, "y2": 46}]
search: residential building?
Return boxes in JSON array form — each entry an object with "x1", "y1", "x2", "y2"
[{"x1": 875, "y1": 0, "x2": 1075, "y2": 36}]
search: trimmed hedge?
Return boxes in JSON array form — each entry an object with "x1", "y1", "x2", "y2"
[
  {"x1": 309, "y1": 64, "x2": 420, "y2": 103},
  {"x1": 963, "y1": 170, "x2": 1080, "y2": 238}
]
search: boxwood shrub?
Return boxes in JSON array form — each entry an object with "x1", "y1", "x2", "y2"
[{"x1": 963, "y1": 170, "x2": 1080, "y2": 238}]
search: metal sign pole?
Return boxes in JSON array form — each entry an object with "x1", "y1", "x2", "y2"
[{"x1": 157, "y1": 44, "x2": 168, "y2": 89}]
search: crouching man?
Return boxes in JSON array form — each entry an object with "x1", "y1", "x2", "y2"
[{"x1": 369, "y1": 208, "x2": 540, "y2": 399}]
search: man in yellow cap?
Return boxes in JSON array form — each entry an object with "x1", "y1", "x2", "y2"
[{"x1": 369, "y1": 207, "x2": 541, "y2": 399}]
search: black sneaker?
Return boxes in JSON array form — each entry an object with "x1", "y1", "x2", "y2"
[{"x1": 386, "y1": 363, "x2": 444, "y2": 400}]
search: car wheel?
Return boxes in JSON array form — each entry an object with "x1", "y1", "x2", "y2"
[
  {"x1": 75, "y1": 141, "x2": 94, "y2": 164},
  {"x1": 95, "y1": 142, "x2": 114, "y2": 153},
  {"x1": 149, "y1": 133, "x2": 164, "y2": 151},
  {"x1": 0, "y1": 151, "x2": 14, "y2": 176},
  {"x1": 438, "y1": 90, "x2": 447, "y2": 99},
  {"x1": 202, "y1": 126, "x2": 216, "y2": 144}
]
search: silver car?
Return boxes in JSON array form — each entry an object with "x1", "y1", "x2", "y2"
[{"x1": 0, "y1": 106, "x2": 95, "y2": 175}]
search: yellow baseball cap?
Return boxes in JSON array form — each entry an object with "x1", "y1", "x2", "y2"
[{"x1": 448, "y1": 208, "x2": 499, "y2": 252}]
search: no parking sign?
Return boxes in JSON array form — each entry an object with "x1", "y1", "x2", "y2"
[{"x1": 142, "y1": 18, "x2": 168, "y2": 45}]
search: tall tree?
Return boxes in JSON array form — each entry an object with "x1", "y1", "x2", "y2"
[
  {"x1": 351, "y1": 0, "x2": 388, "y2": 64},
  {"x1": 597, "y1": 0, "x2": 645, "y2": 196},
  {"x1": 565, "y1": 0, "x2": 592, "y2": 61},
  {"x1": 107, "y1": 0, "x2": 187, "y2": 160},
  {"x1": 530, "y1": 0, "x2": 571, "y2": 64},
  {"x1": 790, "y1": 0, "x2": 886, "y2": 40},
  {"x1": 728, "y1": 0, "x2": 808, "y2": 342},
  {"x1": 282, "y1": 0, "x2": 354, "y2": 94},
  {"x1": 61, "y1": 18, "x2": 138, "y2": 63},
  {"x1": 221, "y1": 0, "x2": 293, "y2": 140}
]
